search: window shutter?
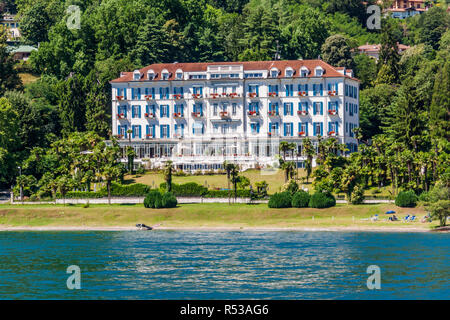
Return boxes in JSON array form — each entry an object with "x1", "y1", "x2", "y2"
[
  {"x1": 328, "y1": 122, "x2": 331, "y2": 133},
  {"x1": 306, "y1": 122, "x2": 309, "y2": 136},
  {"x1": 313, "y1": 123, "x2": 316, "y2": 136},
  {"x1": 335, "y1": 83, "x2": 338, "y2": 93},
  {"x1": 269, "y1": 85, "x2": 272, "y2": 93},
  {"x1": 335, "y1": 121, "x2": 339, "y2": 135},
  {"x1": 320, "y1": 123, "x2": 323, "y2": 135},
  {"x1": 166, "y1": 105, "x2": 170, "y2": 116},
  {"x1": 320, "y1": 84, "x2": 323, "y2": 96},
  {"x1": 257, "y1": 122, "x2": 260, "y2": 133},
  {"x1": 201, "y1": 123, "x2": 204, "y2": 134},
  {"x1": 123, "y1": 88, "x2": 127, "y2": 100},
  {"x1": 132, "y1": 88, "x2": 135, "y2": 99},
  {"x1": 138, "y1": 88, "x2": 141, "y2": 99},
  {"x1": 132, "y1": 106, "x2": 135, "y2": 118},
  {"x1": 145, "y1": 88, "x2": 149, "y2": 95},
  {"x1": 313, "y1": 84, "x2": 316, "y2": 96},
  {"x1": 328, "y1": 102, "x2": 331, "y2": 111},
  {"x1": 320, "y1": 102, "x2": 323, "y2": 115},
  {"x1": 167, "y1": 125, "x2": 170, "y2": 138},
  {"x1": 327, "y1": 83, "x2": 331, "y2": 91},
  {"x1": 139, "y1": 106, "x2": 142, "y2": 118},
  {"x1": 269, "y1": 123, "x2": 272, "y2": 133},
  {"x1": 283, "y1": 103, "x2": 287, "y2": 116},
  {"x1": 335, "y1": 101, "x2": 339, "y2": 112},
  {"x1": 118, "y1": 125, "x2": 121, "y2": 136}
]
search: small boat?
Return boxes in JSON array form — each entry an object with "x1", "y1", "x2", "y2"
[
  {"x1": 136, "y1": 223, "x2": 152, "y2": 230},
  {"x1": 135, "y1": 223, "x2": 162, "y2": 230}
]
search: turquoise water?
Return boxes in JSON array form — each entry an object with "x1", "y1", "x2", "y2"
[{"x1": 0, "y1": 231, "x2": 448, "y2": 299}]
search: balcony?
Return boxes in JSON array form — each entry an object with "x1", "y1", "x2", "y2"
[
  {"x1": 228, "y1": 92, "x2": 239, "y2": 98},
  {"x1": 267, "y1": 132, "x2": 280, "y2": 137},
  {"x1": 298, "y1": 131, "x2": 306, "y2": 137},
  {"x1": 267, "y1": 111, "x2": 279, "y2": 117},
  {"x1": 144, "y1": 112, "x2": 156, "y2": 119},
  {"x1": 297, "y1": 91, "x2": 308, "y2": 97},
  {"x1": 247, "y1": 111, "x2": 260, "y2": 118},
  {"x1": 219, "y1": 111, "x2": 230, "y2": 119},
  {"x1": 145, "y1": 134, "x2": 154, "y2": 139},
  {"x1": 173, "y1": 112, "x2": 184, "y2": 119},
  {"x1": 297, "y1": 110, "x2": 309, "y2": 116},
  {"x1": 328, "y1": 131, "x2": 336, "y2": 136},
  {"x1": 192, "y1": 93, "x2": 203, "y2": 99},
  {"x1": 191, "y1": 112, "x2": 204, "y2": 118},
  {"x1": 328, "y1": 90, "x2": 337, "y2": 96},
  {"x1": 173, "y1": 94, "x2": 184, "y2": 100},
  {"x1": 117, "y1": 113, "x2": 126, "y2": 120},
  {"x1": 328, "y1": 110, "x2": 338, "y2": 116},
  {"x1": 248, "y1": 92, "x2": 258, "y2": 98},
  {"x1": 268, "y1": 92, "x2": 278, "y2": 97},
  {"x1": 144, "y1": 95, "x2": 154, "y2": 101},
  {"x1": 173, "y1": 133, "x2": 184, "y2": 139}
]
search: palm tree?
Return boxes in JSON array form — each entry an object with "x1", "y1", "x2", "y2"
[
  {"x1": 102, "y1": 165, "x2": 121, "y2": 205},
  {"x1": 230, "y1": 164, "x2": 240, "y2": 201},
  {"x1": 279, "y1": 141, "x2": 295, "y2": 161},
  {"x1": 223, "y1": 161, "x2": 234, "y2": 204},
  {"x1": 163, "y1": 160, "x2": 173, "y2": 192},
  {"x1": 56, "y1": 175, "x2": 74, "y2": 206},
  {"x1": 281, "y1": 160, "x2": 296, "y2": 182},
  {"x1": 302, "y1": 138, "x2": 315, "y2": 183}
]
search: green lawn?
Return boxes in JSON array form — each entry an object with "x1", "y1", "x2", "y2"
[
  {"x1": 127, "y1": 169, "x2": 308, "y2": 193},
  {"x1": 0, "y1": 203, "x2": 435, "y2": 230}
]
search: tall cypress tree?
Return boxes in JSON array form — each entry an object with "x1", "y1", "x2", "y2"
[
  {"x1": 376, "y1": 19, "x2": 400, "y2": 85},
  {"x1": 0, "y1": 28, "x2": 22, "y2": 96},
  {"x1": 429, "y1": 62, "x2": 450, "y2": 141},
  {"x1": 58, "y1": 74, "x2": 86, "y2": 136}
]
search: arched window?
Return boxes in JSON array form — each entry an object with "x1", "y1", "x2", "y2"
[
  {"x1": 285, "y1": 67, "x2": 294, "y2": 77},
  {"x1": 161, "y1": 69, "x2": 170, "y2": 80},
  {"x1": 133, "y1": 70, "x2": 141, "y2": 81},
  {"x1": 175, "y1": 69, "x2": 183, "y2": 80},
  {"x1": 147, "y1": 69, "x2": 155, "y2": 80},
  {"x1": 315, "y1": 66, "x2": 324, "y2": 77},
  {"x1": 270, "y1": 68, "x2": 279, "y2": 78},
  {"x1": 300, "y1": 66, "x2": 309, "y2": 77}
]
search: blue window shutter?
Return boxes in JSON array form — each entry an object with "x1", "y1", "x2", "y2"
[
  {"x1": 298, "y1": 102, "x2": 302, "y2": 112},
  {"x1": 123, "y1": 88, "x2": 127, "y2": 100},
  {"x1": 269, "y1": 85, "x2": 272, "y2": 93},
  {"x1": 269, "y1": 123, "x2": 272, "y2": 133},
  {"x1": 160, "y1": 125, "x2": 163, "y2": 138},
  {"x1": 298, "y1": 122, "x2": 301, "y2": 132},
  {"x1": 152, "y1": 124, "x2": 155, "y2": 136},
  {"x1": 159, "y1": 87, "x2": 162, "y2": 99},
  {"x1": 180, "y1": 87, "x2": 184, "y2": 95},
  {"x1": 167, "y1": 125, "x2": 170, "y2": 138},
  {"x1": 138, "y1": 125, "x2": 142, "y2": 138},
  {"x1": 160, "y1": 105, "x2": 163, "y2": 117},
  {"x1": 138, "y1": 106, "x2": 141, "y2": 118},
  {"x1": 181, "y1": 124, "x2": 184, "y2": 135},
  {"x1": 131, "y1": 126, "x2": 135, "y2": 138},
  {"x1": 152, "y1": 88, "x2": 155, "y2": 96},
  {"x1": 256, "y1": 85, "x2": 259, "y2": 96},
  {"x1": 166, "y1": 105, "x2": 170, "y2": 117},
  {"x1": 145, "y1": 88, "x2": 149, "y2": 95},
  {"x1": 138, "y1": 88, "x2": 141, "y2": 99},
  {"x1": 320, "y1": 84, "x2": 323, "y2": 96},
  {"x1": 131, "y1": 88, "x2": 135, "y2": 99},
  {"x1": 320, "y1": 123, "x2": 323, "y2": 135},
  {"x1": 306, "y1": 122, "x2": 309, "y2": 136},
  {"x1": 335, "y1": 121, "x2": 339, "y2": 135},
  {"x1": 305, "y1": 84, "x2": 308, "y2": 93},
  {"x1": 328, "y1": 122, "x2": 331, "y2": 133},
  {"x1": 335, "y1": 83, "x2": 338, "y2": 93},
  {"x1": 283, "y1": 103, "x2": 287, "y2": 116},
  {"x1": 257, "y1": 122, "x2": 260, "y2": 133},
  {"x1": 118, "y1": 125, "x2": 121, "y2": 135},
  {"x1": 320, "y1": 102, "x2": 323, "y2": 115},
  {"x1": 201, "y1": 123, "x2": 204, "y2": 134},
  {"x1": 290, "y1": 103, "x2": 293, "y2": 115},
  {"x1": 132, "y1": 106, "x2": 135, "y2": 118},
  {"x1": 335, "y1": 101, "x2": 339, "y2": 112},
  {"x1": 328, "y1": 102, "x2": 331, "y2": 111},
  {"x1": 146, "y1": 125, "x2": 149, "y2": 135},
  {"x1": 313, "y1": 123, "x2": 316, "y2": 136},
  {"x1": 327, "y1": 83, "x2": 331, "y2": 91},
  {"x1": 283, "y1": 123, "x2": 286, "y2": 136},
  {"x1": 165, "y1": 87, "x2": 169, "y2": 98},
  {"x1": 313, "y1": 84, "x2": 316, "y2": 95},
  {"x1": 290, "y1": 123, "x2": 293, "y2": 136}
]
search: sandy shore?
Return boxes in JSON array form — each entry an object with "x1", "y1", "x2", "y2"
[{"x1": 0, "y1": 225, "x2": 435, "y2": 232}]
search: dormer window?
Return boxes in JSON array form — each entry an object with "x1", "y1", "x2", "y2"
[
  {"x1": 161, "y1": 69, "x2": 170, "y2": 80},
  {"x1": 147, "y1": 70, "x2": 155, "y2": 80},
  {"x1": 133, "y1": 70, "x2": 141, "y2": 81},
  {"x1": 315, "y1": 67, "x2": 324, "y2": 77},
  {"x1": 300, "y1": 67, "x2": 309, "y2": 77},
  {"x1": 285, "y1": 67, "x2": 294, "y2": 77},
  {"x1": 175, "y1": 70, "x2": 183, "y2": 80},
  {"x1": 270, "y1": 68, "x2": 279, "y2": 78}
]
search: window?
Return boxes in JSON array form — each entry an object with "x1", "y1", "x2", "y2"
[
  {"x1": 244, "y1": 73, "x2": 263, "y2": 78},
  {"x1": 283, "y1": 103, "x2": 293, "y2": 116},
  {"x1": 284, "y1": 123, "x2": 293, "y2": 136},
  {"x1": 176, "y1": 72, "x2": 183, "y2": 80},
  {"x1": 232, "y1": 103, "x2": 237, "y2": 115},
  {"x1": 315, "y1": 67, "x2": 324, "y2": 77},
  {"x1": 313, "y1": 102, "x2": 323, "y2": 115},
  {"x1": 285, "y1": 68, "x2": 294, "y2": 77},
  {"x1": 162, "y1": 73, "x2": 169, "y2": 80},
  {"x1": 160, "y1": 125, "x2": 170, "y2": 138},
  {"x1": 160, "y1": 105, "x2": 170, "y2": 117},
  {"x1": 314, "y1": 122, "x2": 323, "y2": 136},
  {"x1": 285, "y1": 84, "x2": 294, "y2": 97},
  {"x1": 132, "y1": 105, "x2": 141, "y2": 118},
  {"x1": 132, "y1": 125, "x2": 141, "y2": 138},
  {"x1": 213, "y1": 103, "x2": 218, "y2": 116},
  {"x1": 190, "y1": 74, "x2": 207, "y2": 79},
  {"x1": 249, "y1": 102, "x2": 259, "y2": 113},
  {"x1": 270, "y1": 69, "x2": 278, "y2": 78},
  {"x1": 193, "y1": 122, "x2": 204, "y2": 135},
  {"x1": 300, "y1": 67, "x2": 309, "y2": 77},
  {"x1": 133, "y1": 71, "x2": 140, "y2": 81},
  {"x1": 250, "y1": 123, "x2": 260, "y2": 134}
]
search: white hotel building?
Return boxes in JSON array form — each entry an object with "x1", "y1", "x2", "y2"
[{"x1": 110, "y1": 60, "x2": 360, "y2": 171}]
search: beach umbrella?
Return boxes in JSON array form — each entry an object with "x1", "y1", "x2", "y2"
[{"x1": 385, "y1": 210, "x2": 396, "y2": 214}]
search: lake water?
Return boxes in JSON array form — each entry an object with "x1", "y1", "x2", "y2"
[{"x1": 0, "y1": 231, "x2": 448, "y2": 300}]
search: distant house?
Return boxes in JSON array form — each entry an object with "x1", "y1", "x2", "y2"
[
  {"x1": 0, "y1": 13, "x2": 20, "y2": 42},
  {"x1": 7, "y1": 45, "x2": 37, "y2": 61},
  {"x1": 379, "y1": 0, "x2": 433, "y2": 19},
  {"x1": 357, "y1": 43, "x2": 411, "y2": 60}
]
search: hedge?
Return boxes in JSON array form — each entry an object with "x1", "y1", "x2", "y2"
[
  {"x1": 291, "y1": 190, "x2": 310, "y2": 208},
  {"x1": 144, "y1": 191, "x2": 177, "y2": 208},
  {"x1": 395, "y1": 190, "x2": 418, "y2": 208},
  {"x1": 203, "y1": 189, "x2": 251, "y2": 198},
  {"x1": 101, "y1": 183, "x2": 151, "y2": 196},
  {"x1": 309, "y1": 192, "x2": 336, "y2": 208},
  {"x1": 57, "y1": 191, "x2": 104, "y2": 199},
  {"x1": 160, "y1": 182, "x2": 208, "y2": 197},
  {"x1": 162, "y1": 192, "x2": 178, "y2": 208},
  {"x1": 268, "y1": 192, "x2": 292, "y2": 208}
]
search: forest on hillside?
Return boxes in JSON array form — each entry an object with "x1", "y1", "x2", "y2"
[{"x1": 0, "y1": 1, "x2": 449, "y2": 212}]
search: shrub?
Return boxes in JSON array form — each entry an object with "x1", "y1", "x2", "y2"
[
  {"x1": 144, "y1": 190, "x2": 162, "y2": 208},
  {"x1": 291, "y1": 190, "x2": 310, "y2": 208},
  {"x1": 309, "y1": 192, "x2": 336, "y2": 208},
  {"x1": 284, "y1": 180, "x2": 299, "y2": 195},
  {"x1": 103, "y1": 183, "x2": 150, "y2": 196},
  {"x1": 351, "y1": 185, "x2": 365, "y2": 205},
  {"x1": 418, "y1": 191, "x2": 430, "y2": 202},
  {"x1": 161, "y1": 192, "x2": 177, "y2": 208},
  {"x1": 395, "y1": 190, "x2": 418, "y2": 207},
  {"x1": 160, "y1": 182, "x2": 208, "y2": 197},
  {"x1": 268, "y1": 192, "x2": 292, "y2": 208}
]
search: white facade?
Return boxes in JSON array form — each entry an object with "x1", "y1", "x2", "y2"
[{"x1": 110, "y1": 60, "x2": 360, "y2": 171}]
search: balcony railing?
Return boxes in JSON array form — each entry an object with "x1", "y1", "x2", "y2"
[
  {"x1": 248, "y1": 92, "x2": 258, "y2": 98},
  {"x1": 192, "y1": 93, "x2": 203, "y2": 99},
  {"x1": 144, "y1": 95, "x2": 154, "y2": 100},
  {"x1": 268, "y1": 92, "x2": 278, "y2": 97},
  {"x1": 173, "y1": 112, "x2": 184, "y2": 118},
  {"x1": 117, "y1": 113, "x2": 126, "y2": 119},
  {"x1": 267, "y1": 111, "x2": 279, "y2": 117},
  {"x1": 219, "y1": 111, "x2": 230, "y2": 119},
  {"x1": 328, "y1": 90, "x2": 337, "y2": 96},
  {"x1": 191, "y1": 112, "x2": 204, "y2": 118},
  {"x1": 298, "y1": 131, "x2": 306, "y2": 137},
  {"x1": 247, "y1": 111, "x2": 260, "y2": 117},
  {"x1": 267, "y1": 132, "x2": 280, "y2": 137},
  {"x1": 297, "y1": 91, "x2": 308, "y2": 97},
  {"x1": 328, "y1": 110, "x2": 337, "y2": 115},
  {"x1": 297, "y1": 110, "x2": 308, "y2": 116},
  {"x1": 145, "y1": 134, "x2": 154, "y2": 139},
  {"x1": 144, "y1": 112, "x2": 156, "y2": 119},
  {"x1": 173, "y1": 94, "x2": 184, "y2": 100}
]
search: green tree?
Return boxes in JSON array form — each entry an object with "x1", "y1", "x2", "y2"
[
  {"x1": 353, "y1": 54, "x2": 377, "y2": 90},
  {"x1": 18, "y1": 1, "x2": 51, "y2": 44},
  {"x1": 163, "y1": 160, "x2": 174, "y2": 192},
  {"x1": 375, "y1": 18, "x2": 401, "y2": 85},
  {"x1": 321, "y1": 34, "x2": 354, "y2": 69},
  {"x1": 0, "y1": 28, "x2": 22, "y2": 96}
]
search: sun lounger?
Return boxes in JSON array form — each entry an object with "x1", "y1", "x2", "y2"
[
  {"x1": 409, "y1": 216, "x2": 416, "y2": 222},
  {"x1": 403, "y1": 215, "x2": 410, "y2": 222}
]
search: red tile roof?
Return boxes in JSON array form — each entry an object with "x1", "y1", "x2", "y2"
[{"x1": 110, "y1": 60, "x2": 359, "y2": 83}]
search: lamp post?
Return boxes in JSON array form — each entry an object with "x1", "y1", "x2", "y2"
[{"x1": 18, "y1": 166, "x2": 23, "y2": 203}]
